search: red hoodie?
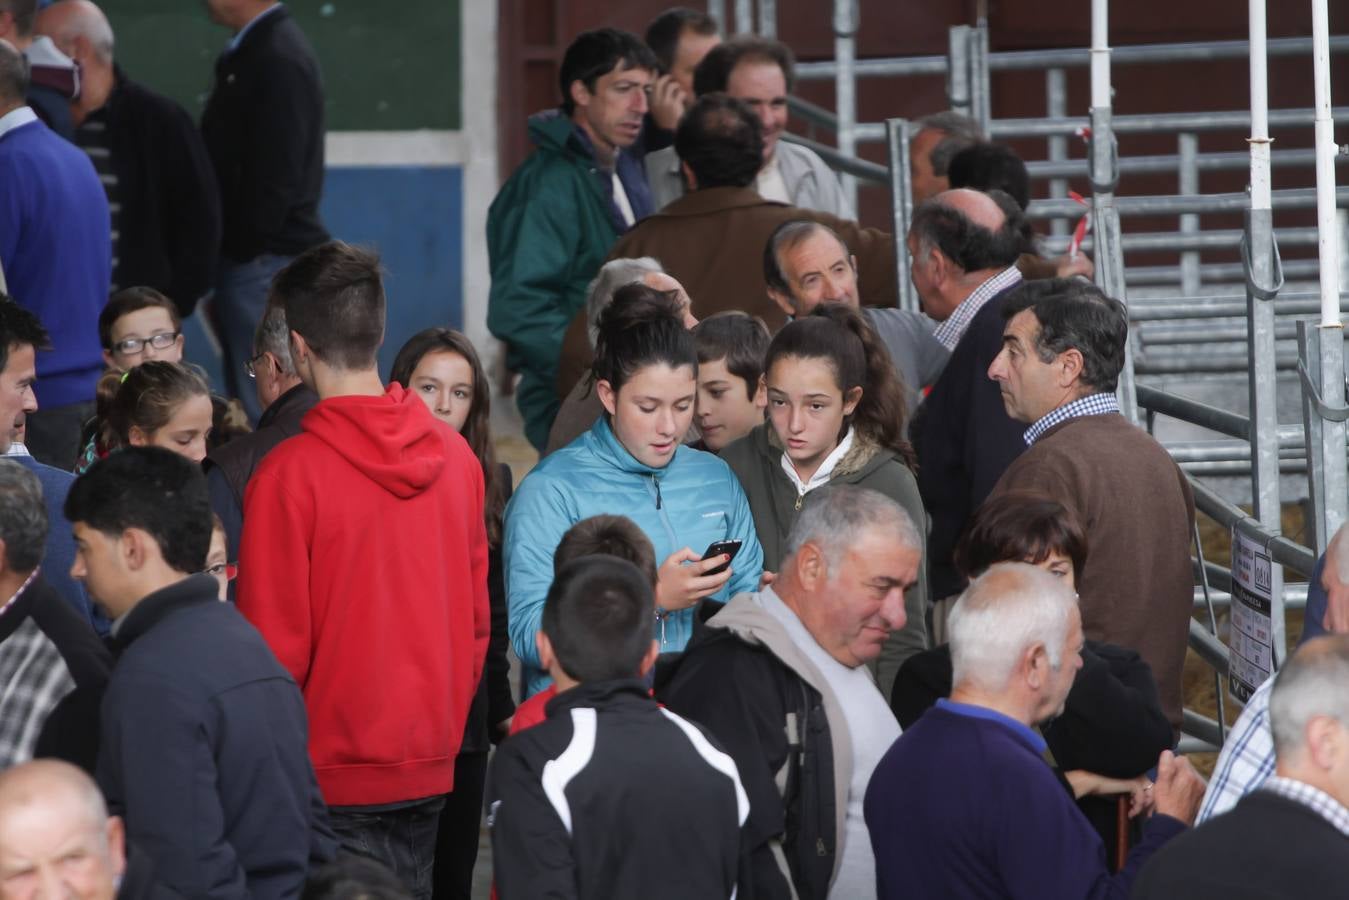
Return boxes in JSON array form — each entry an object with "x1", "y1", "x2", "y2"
[{"x1": 238, "y1": 384, "x2": 489, "y2": 806}]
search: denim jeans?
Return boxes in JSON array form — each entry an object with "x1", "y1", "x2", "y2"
[
  {"x1": 328, "y1": 795, "x2": 446, "y2": 900},
  {"x1": 215, "y1": 254, "x2": 293, "y2": 423}
]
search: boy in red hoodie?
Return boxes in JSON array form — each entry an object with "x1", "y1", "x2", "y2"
[{"x1": 236, "y1": 242, "x2": 489, "y2": 898}]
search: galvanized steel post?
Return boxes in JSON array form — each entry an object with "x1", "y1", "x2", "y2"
[
  {"x1": 1046, "y1": 68, "x2": 1070, "y2": 237},
  {"x1": 756, "y1": 0, "x2": 776, "y2": 37},
  {"x1": 948, "y1": 26, "x2": 972, "y2": 119},
  {"x1": 887, "y1": 118, "x2": 919, "y2": 313},
  {"x1": 1178, "y1": 133, "x2": 1201, "y2": 295},
  {"x1": 833, "y1": 0, "x2": 859, "y2": 212}
]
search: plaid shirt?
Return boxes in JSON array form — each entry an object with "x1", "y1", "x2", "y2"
[
  {"x1": 931, "y1": 265, "x2": 1022, "y2": 351},
  {"x1": 1262, "y1": 776, "x2": 1349, "y2": 837},
  {"x1": 1197, "y1": 675, "x2": 1275, "y2": 823},
  {"x1": 1023, "y1": 392, "x2": 1122, "y2": 446},
  {"x1": 0, "y1": 608, "x2": 75, "y2": 767}
]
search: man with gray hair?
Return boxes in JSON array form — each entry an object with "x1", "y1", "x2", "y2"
[
  {"x1": 661, "y1": 484, "x2": 921, "y2": 900},
  {"x1": 909, "y1": 110, "x2": 984, "y2": 203},
  {"x1": 1136, "y1": 634, "x2": 1349, "y2": 897},
  {"x1": 0, "y1": 459, "x2": 110, "y2": 771},
  {"x1": 204, "y1": 299, "x2": 317, "y2": 561},
  {"x1": 37, "y1": 0, "x2": 221, "y2": 315},
  {"x1": 0, "y1": 759, "x2": 125, "y2": 900},
  {"x1": 866, "y1": 563, "x2": 1203, "y2": 899}
]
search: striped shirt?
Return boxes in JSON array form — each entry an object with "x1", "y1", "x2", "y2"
[
  {"x1": 1197, "y1": 674, "x2": 1275, "y2": 822},
  {"x1": 931, "y1": 265, "x2": 1022, "y2": 351},
  {"x1": 1262, "y1": 776, "x2": 1349, "y2": 838},
  {"x1": 1023, "y1": 392, "x2": 1121, "y2": 446}
]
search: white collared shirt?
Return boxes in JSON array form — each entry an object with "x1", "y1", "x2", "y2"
[
  {"x1": 931, "y1": 265, "x2": 1023, "y2": 351},
  {"x1": 0, "y1": 107, "x2": 38, "y2": 142},
  {"x1": 755, "y1": 153, "x2": 790, "y2": 204},
  {"x1": 780, "y1": 426, "x2": 855, "y2": 499}
]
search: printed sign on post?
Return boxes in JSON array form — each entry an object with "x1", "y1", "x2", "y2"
[{"x1": 1229, "y1": 528, "x2": 1276, "y2": 703}]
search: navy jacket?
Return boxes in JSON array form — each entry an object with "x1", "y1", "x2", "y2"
[
  {"x1": 98, "y1": 575, "x2": 337, "y2": 899},
  {"x1": 911, "y1": 285, "x2": 1027, "y2": 600}
]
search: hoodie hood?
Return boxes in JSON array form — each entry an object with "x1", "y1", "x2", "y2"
[{"x1": 300, "y1": 384, "x2": 449, "y2": 499}]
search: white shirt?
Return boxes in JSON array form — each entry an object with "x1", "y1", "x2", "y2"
[
  {"x1": 756, "y1": 153, "x2": 791, "y2": 204},
  {"x1": 759, "y1": 587, "x2": 900, "y2": 900},
  {"x1": 0, "y1": 107, "x2": 38, "y2": 142},
  {"x1": 780, "y1": 426, "x2": 855, "y2": 500},
  {"x1": 611, "y1": 171, "x2": 636, "y2": 228}
]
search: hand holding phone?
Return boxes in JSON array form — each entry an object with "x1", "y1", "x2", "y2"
[{"x1": 701, "y1": 539, "x2": 742, "y2": 577}]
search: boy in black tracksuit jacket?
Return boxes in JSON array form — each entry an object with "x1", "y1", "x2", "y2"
[{"x1": 486, "y1": 556, "x2": 748, "y2": 899}]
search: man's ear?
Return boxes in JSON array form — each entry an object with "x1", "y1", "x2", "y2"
[
  {"x1": 569, "y1": 79, "x2": 592, "y2": 113},
  {"x1": 596, "y1": 379, "x2": 618, "y2": 417},
  {"x1": 107, "y1": 815, "x2": 127, "y2": 880},
  {"x1": 1023, "y1": 642, "x2": 1049, "y2": 691},
  {"x1": 767, "y1": 287, "x2": 797, "y2": 318},
  {"x1": 795, "y1": 541, "x2": 827, "y2": 591},
  {"x1": 1058, "y1": 347, "x2": 1086, "y2": 389},
  {"x1": 121, "y1": 528, "x2": 150, "y2": 573},
  {"x1": 288, "y1": 330, "x2": 309, "y2": 367},
  {"x1": 637, "y1": 639, "x2": 660, "y2": 678},
  {"x1": 680, "y1": 160, "x2": 699, "y2": 192}
]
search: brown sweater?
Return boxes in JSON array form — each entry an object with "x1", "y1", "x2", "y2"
[{"x1": 990, "y1": 413, "x2": 1195, "y2": 733}]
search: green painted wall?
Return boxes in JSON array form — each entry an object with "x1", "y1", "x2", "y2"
[{"x1": 108, "y1": 0, "x2": 460, "y2": 130}]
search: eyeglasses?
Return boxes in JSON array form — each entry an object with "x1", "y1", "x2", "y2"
[
  {"x1": 245, "y1": 353, "x2": 268, "y2": 379},
  {"x1": 112, "y1": 331, "x2": 180, "y2": 356},
  {"x1": 204, "y1": 562, "x2": 238, "y2": 581}
]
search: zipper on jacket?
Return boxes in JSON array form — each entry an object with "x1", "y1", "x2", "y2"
[
  {"x1": 654, "y1": 476, "x2": 664, "y2": 509},
  {"x1": 795, "y1": 491, "x2": 804, "y2": 511}
]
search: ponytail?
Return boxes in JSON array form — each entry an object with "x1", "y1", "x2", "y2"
[
  {"x1": 591, "y1": 282, "x2": 696, "y2": 392},
  {"x1": 98, "y1": 361, "x2": 212, "y2": 450}
]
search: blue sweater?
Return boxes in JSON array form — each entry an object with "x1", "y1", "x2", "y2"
[
  {"x1": 864, "y1": 702, "x2": 1186, "y2": 899},
  {"x1": 0, "y1": 116, "x2": 110, "y2": 407}
]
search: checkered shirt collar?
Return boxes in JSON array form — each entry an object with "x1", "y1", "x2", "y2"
[
  {"x1": 931, "y1": 266, "x2": 1022, "y2": 351},
  {"x1": 1023, "y1": 392, "x2": 1121, "y2": 446},
  {"x1": 1262, "y1": 776, "x2": 1349, "y2": 838}
]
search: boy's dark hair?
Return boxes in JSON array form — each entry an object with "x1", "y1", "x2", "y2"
[
  {"x1": 554, "y1": 514, "x2": 658, "y2": 587},
  {"x1": 64, "y1": 447, "x2": 213, "y2": 575},
  {"x1": 98, "y1": 287, "x2": 182, "y2": 349},
  {"x1": 674, "y1": 93, "x2": 763, "y2": 190},
  {"x1": 644, "y1": 8, "x2": 718, "y2": 73},
  {"x1": 694, "y1": 311, "x2": 770, "y2": 401},
  {"x1": 271, "y1": 241, "x2": 385, "y2": 371},
  {"x1": 559, "y1": 28, "x2": 658, "y2": 115},
  {"x1": 0, "y1": 294, "x2": 51, "y2": 372},
  {"x1": 542, "y1": 556, "x2": 654, "y2": 684},
  {"x1": 692, "y1": 36, "x2": 795, "y2": 96},
  {"x1": 302, "y1": 854, "x2": 411, "y2": 900},
  {"x1": 947, "y1": 143, "x2": 1032, "y2": 212},
  {"x1": 1002, "y1": 278, "x2": 1129, "y2": 393}
]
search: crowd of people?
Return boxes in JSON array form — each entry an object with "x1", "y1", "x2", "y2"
[{"x1": 0, "y1": 1, "x2": 1347, "y2": 898}]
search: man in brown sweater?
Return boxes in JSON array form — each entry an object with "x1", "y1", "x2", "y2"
[{"x1": 987, "y1": 278, "x2": 1194, "y2": 734}]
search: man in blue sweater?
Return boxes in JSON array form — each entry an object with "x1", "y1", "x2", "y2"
[
  {"x1": 865, "y1": 563, "x2": 1205, "y2": 899},
  {"x1": 0, "y1": 38, "x2": 110, "y2": 469}
]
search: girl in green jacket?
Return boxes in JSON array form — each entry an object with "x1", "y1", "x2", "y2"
[{"x1": 720, "y1": 303, "x2": 931, "y2": 690}]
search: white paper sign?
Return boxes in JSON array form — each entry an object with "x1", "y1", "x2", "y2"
[{"x1": 1229, "y1": 528, "x2": 1276, "y2": 703}]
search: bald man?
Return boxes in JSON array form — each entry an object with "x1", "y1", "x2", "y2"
[
  {"x1": 0, "y1": 760, "x2": 123, "y2": 900},
  {"x1": 37, "y1": 0, "x2": 220, "y2": 316},
  {"x1": 906, "y1": 189, "x2": 1035, "y2": 631}
]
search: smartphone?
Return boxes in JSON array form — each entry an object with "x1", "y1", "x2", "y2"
[{"x1": 701, "y1": 539, "x2": 743, "y2": 576}]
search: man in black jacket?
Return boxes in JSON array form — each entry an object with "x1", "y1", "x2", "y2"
[
  {"x1": 907, "y1": 188, "x2": 1030, "y2": 633},
  {"x1": 487, "y1": 555, "x2": 748, "y2": 900},
  {"x1": 67, "y1": 447, "x2": 337, "y2": 899},
  {"x1": 37, "y1": 0, "x2": 221, "y2": 316},
  {"x1": 0, "y1": 460, "x2": 109, "y2": 773},
  {"x1": 1134, "y1": 635, "x2": 1349, "y2": 898},
  {"x1": 201, "y1": 0, "x2": 328, "y2": 421}
]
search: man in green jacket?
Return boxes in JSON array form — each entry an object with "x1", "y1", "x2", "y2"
[{"x1": 487, "y1": 29, "x2": 660, "y2": 451}]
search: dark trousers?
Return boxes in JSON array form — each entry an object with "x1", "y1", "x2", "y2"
[
  {"x1": 432, "y1": 752, "x2": 489, "y2": 900},
  {"x1": 329, "y1": 795, "x2": 446, "y2": 900},
  {"x1": 25, "y1": 400, "x2": 94, "y2": 470}
]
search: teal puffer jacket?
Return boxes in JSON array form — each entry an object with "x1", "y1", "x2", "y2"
[{"x1": 505, "y1": 416, "x2": 765, "y2": 697}]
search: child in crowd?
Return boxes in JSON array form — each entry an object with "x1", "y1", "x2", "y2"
[
  {"x1": 97, "y1": 287, "x2": 184, "y2": 372},
  {"x1": 390, "y1": 327, "x2": 515, "y2": 900},
  {"x1": 719, "y1": 303, "x2": 930, "y2": 690},
  {"x1": 510, "y1": 514, "x2": 659, "y2": 736},
  {"x1": 505, "y1": 283, "x2": 764, "y2": 698},
  {"x1": 691, "y1": 311, "x2": 769, "y2": 453},
  {"x1": 487, "y1": 554, "x2": 749, "y2": 900},
  {"x1": 75, "y1": 361, "x2": 213, "y2": 473}
]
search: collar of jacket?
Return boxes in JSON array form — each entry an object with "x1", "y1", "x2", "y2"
[
  {"x1": 528, "y1": 110, "x2": 609, "y2": 166},
  {"x1": 545, "y1": 677, "x2": 653, "y2": 719},
  {"x1": 705, "y1": 591, "x2": 853, "y2": 881},
  {"x1": 656, "y1": 185, "x2": 789, "y2": 218},
  {"x1": 114, "y1": 574, "x2": 219, "y2": 649},
  {"x1": 584, "y1": 415, "x2": 675, "y2": 477},
  {"x1": 224, "y1": 4, "x2": 290, "y2": 57},
  {"x1": 757, "y1": 421, "x2": 886, "y2": 479},
  {"x1": 258, "y1": 382, "x2": 319, "y2": 431}
]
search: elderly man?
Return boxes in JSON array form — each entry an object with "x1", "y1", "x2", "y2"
[
  {"x1": 987, "y1": 278, "x2": 1195, "y2": 733},
  {"x1": 1136, "y1": 635, "x2": 1349, "y2": 896},
  {"x1": 610, "y1": 93, "x2": 897, "y2": 335},
  {"x1": 646, "y1": 37, "x2": 850, "y2": 217},
  {"x1": 1200, "y1": 523, "x2": 1349, "y2": 821},
  {"x1": 909, "y1": 110, "x2": 984, "y2": 204},
  {"x1": 660, "y1": 485, "x2": 921, "y2": 900},
  {"x1": 907, "y1": 189, "x2": 1030, "y2": 627},
  {"x1": 763, "y1": 219, "x2": 949, "y2": 407},
  {"x1": 0, "y1": 760, "x2": 126, "y2": 900},
  {"x1": 866, "y1": 563, "x2": 1204, "y2": 899},
  {"x1": 37, "y1": 0, "x2": 221, "y2": 314}
]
